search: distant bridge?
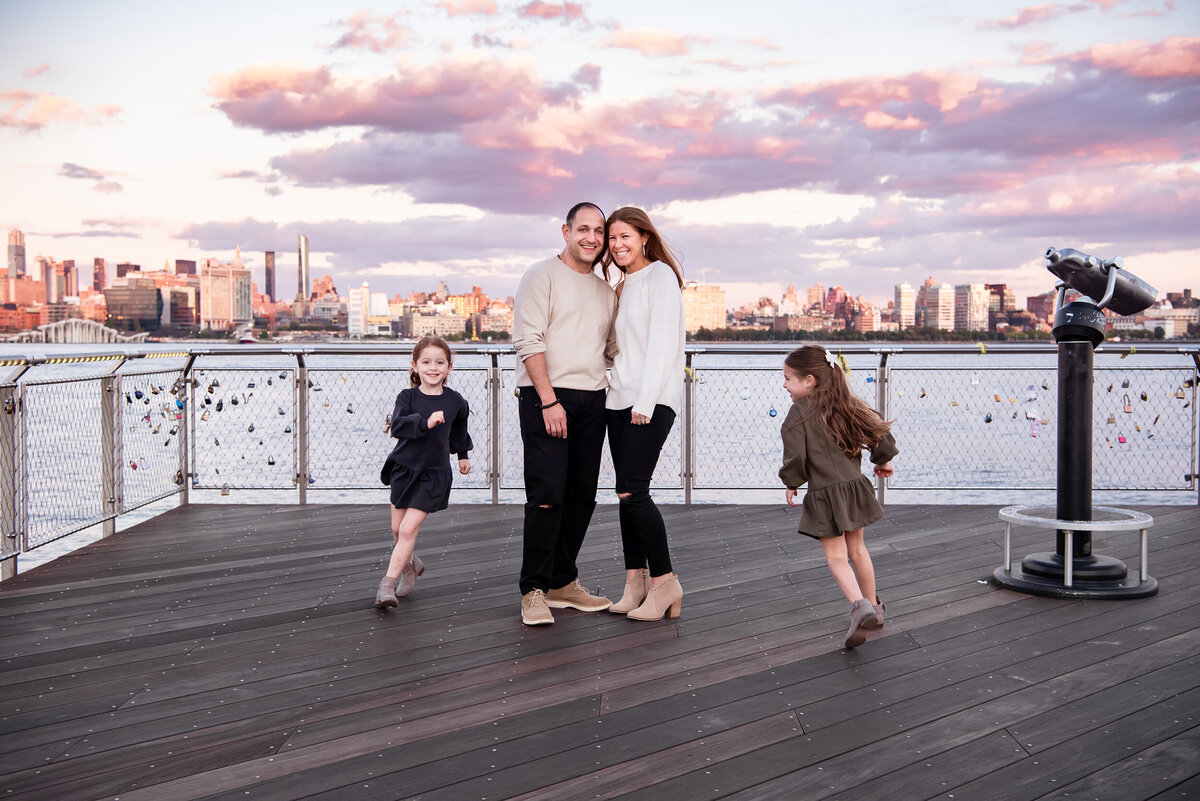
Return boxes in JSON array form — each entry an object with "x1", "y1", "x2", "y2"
[{"x1": 4, "y1": 318, "x2": 148, "y2": 344}]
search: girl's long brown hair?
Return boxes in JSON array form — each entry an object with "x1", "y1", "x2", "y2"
[
  {"x1": 601, "y1": 206, "x2": 684, "y2": 287},
  {"x1": 409, "y1": 335, "x2": 453, "y2": 387},
  {"x1": 784, "y1": 345, "x2": 892, "y2": 458}
]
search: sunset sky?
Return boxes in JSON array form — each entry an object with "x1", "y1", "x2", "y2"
[{"x1": 1, "y1": 0, "x2": 1197, "y2": 308}]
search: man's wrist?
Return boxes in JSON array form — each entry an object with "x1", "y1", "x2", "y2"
[{"x1": 537, "y1": 398, "x2": 560, "y2": 410}]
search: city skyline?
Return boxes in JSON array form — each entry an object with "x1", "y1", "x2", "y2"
[
  {"x1": 1, "y1": 1, "x2": 1196, "y2": 309},
  {"x1": 7, "y1": 226, "x2": 1197, "y2": 312}
]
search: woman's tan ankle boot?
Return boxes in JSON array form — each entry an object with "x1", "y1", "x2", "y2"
[
  {"x1": 627, "y1": 574, "x2": 682, "y2": 621},
  {"x1": 610, "y1": 569, "x2": 650, "y2": 614}
]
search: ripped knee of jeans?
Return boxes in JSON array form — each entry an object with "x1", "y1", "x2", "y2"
[{"x1": 618, "y1": 489, "x2": 651, "y2": 505}]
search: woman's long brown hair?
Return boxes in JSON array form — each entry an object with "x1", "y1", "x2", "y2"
[{"x1": 783, "y1": 345, "x2": 891, "y2": 458}]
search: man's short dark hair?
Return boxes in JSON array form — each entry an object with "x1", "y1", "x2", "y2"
[{"x1": 565, "y1": 202, "x2": 604, "y2": 227}]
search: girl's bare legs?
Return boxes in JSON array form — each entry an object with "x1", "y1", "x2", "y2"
[
  {"x1": 820, "y1": 534, "x2": 866, "y2": 603},
  {"x1": 843, "y1": 528, "x2": 877, "y2": 603},
  {"x1": 386, "y1": 507, "x2": 428, "y2": 578}
]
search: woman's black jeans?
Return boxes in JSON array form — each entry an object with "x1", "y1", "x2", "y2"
[{"x1": 606, "y1": 404, "x2": 676, "y2": 576}]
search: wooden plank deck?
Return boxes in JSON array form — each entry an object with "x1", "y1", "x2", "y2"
[{"x1": 0, "y1": 501, "x2": 1197, "y2": 801}]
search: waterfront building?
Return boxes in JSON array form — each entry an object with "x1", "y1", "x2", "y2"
[
  {"x1": 1027, "y1": 291, "x2": 1057, "y2": 323},
  {"x1": 159, "y1": 286, "x2": 198, "y2": 333},
  {"x1": 348, "y1": 283, "x2": 366, "y2": 337},
  {"x1": 682, "y1": 282, "x2": 726, "y2": 333},
  {"x1": 297, "y1": 235, "x2": 310, "y2": 301},
  {"x1": 104, "y1": 280, "x2": 163, "y2": 331},
  {"x1": 954, "y1": 283, "x2": 989, "y2": 331},
  {"x1": 926, "y1": 282, "x2": 955, "y2": 330},
  {"x1": 854, "y1": 300, "x2": 881, "y2": 333},
  {"x1": 1143, "y1": 303, "x2": 1198, "y2": 337},
  {"x1": 310, "y1": 274, "x2": 336, "y2": 300},
  {"x1": 93, "y1": 258, "x2": 107, "y2": 291},
  {"x1": 199, "y1": 261, "x2": 252, "y2": 330},
  {"x1": 776, "y1": 312, "x2": 836, "y2": 332},
  {"x1": 0, "y1": 274, "x2": 45, "y2": 306},
  {"x1": 7, "y1": 230, "x2": 25, "y2": 278},
  {"x1": 806, "y1": 283, "x2": 825, "y2": 312},
  {"x1": 474, "y1": 304, "x2": 514, "y2": 335},
  {"x1": 347, "y1": 283, "x2": 372, "y2": 337},
  {"x1": 779, "y1": 282, "x2": 801, "y2": 315},
  {"x1": 62, "y1": 260, "x2": 78, "y2": 298},
  {"x1": 894, "y1": 282, "x2": 915, "y2": 329},
  {"x1": 404, "y1": 311, "x2": 467, "y2": 339},
  {"x1": 309, "y1": 294, "x2": 343, "y2": 322},
  {"x1": 448, "y1": 286, "x2": 487, "y2": 316},
  {"x1": 263, "y1": 251, "x2": 275, "y2": 301},
  {"x1": 825, "y1": 285, "x2": 846, "y2": 316}
]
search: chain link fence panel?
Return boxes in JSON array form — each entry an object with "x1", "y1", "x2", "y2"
[
  {"x1": 498, "y1": 368, "x2": 684, "y2": 492},
  {"x1": 887, "y1": 366, "x2": 1195, "y2": 491},
  {"x1": 0, "y1": 384, "x2": 19, "y2": 559},
  {"x1": 306, "y1": 367, "x2": 492, "y2": 490},
  {"x1": 691, "y1": 362, "x2": 880, "y2": 489},
  {"x1": 117, "y1": 368, "x2": 189, "y2": 509},
  {"x1": 191, "y1": 368, "x2": 297, "y2": 490},
  {"x1": 21, "y1": 375, "x2": 109, "y2": 549}
]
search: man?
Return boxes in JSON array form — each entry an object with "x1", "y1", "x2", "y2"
[{"x1": 512, "y1": 202, "x2": 618, "y2": 625}]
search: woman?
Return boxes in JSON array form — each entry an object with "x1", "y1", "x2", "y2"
[{"x1": 603, "y1": 206, "x2": 686, "y2": 621}]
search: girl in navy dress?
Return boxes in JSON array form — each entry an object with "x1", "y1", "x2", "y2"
[{"x1": 376, "y1": 336, "x2": 472, "y2": 608}]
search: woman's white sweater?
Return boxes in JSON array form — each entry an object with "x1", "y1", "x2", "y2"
[{"x1": 605, "y1": 261, "x2": 685, "y2": 418}]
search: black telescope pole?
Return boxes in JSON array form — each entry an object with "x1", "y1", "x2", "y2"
[{"x1": 1057, "y1": 332, "x2": 1093, "y2": 558}]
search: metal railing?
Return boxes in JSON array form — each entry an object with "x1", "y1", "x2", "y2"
[{"x1": 2, "y1": 342, "x2": 1197, "y2": 576}]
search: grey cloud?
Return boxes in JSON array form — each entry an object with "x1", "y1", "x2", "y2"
[{"x1": 60, "y1": 162, "x2": 106, "y2": 180}]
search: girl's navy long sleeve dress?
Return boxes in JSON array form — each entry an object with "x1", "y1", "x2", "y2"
[{"x1": 380, "y1": 387, "x2": 473, "y2": 512}]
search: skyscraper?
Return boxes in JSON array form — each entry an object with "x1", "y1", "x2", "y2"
[
  {"x1": 175, "y1": 259, "x2": 197, "y2": 276},
  {"x1": 894, "y1": 282, "x2": 915, "y2": 329},
  {"x1": 62, "y1": 259, "x2": 77, "y2": 297},
  {"x1": 93, "y1": 258, "x2": 107, "y2": 291},
  {"x1": 954, "y1": 283, "x2": 989, "y2": 331},
  {"x1": 7, "y1": 230, "x2": 25, "y2": 278},
  {"x1": 297, "y1": 235, "x2": 310, "y2": 300},
  {"x1": 264, "y1": 250, "x2": 275, "y2": 301}
]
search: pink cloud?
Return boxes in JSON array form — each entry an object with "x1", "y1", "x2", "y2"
[
  {"x1": 739, "y1": 37, "x2": 780, "y2": 51},
  {"x1": 212, "y1": 56, "x2": 566, "y2": 133},
  {"x1": 1086, "y1": 36, "x2": 1200, "y2": 77},
  {"x1": 607, "y1": 28, "x2": 698, "y2": 56},
  {"x1": 329, "y1": 11, "x2": 413, "y2": 52},
  {"x1": 978, "y1": 3, "x2": 1069, "y2": 30},
  {"x1": 209, "y1": 63, "x2": 332, "y2": 99},
  {"x1": 517, "y1": 2, "x2": 586, "y2": 23},
  {"x1": 0, "y1": 91, "x2": 120, "y2": 130},
  {"x1": 22, "y1": 63, "x2": 49, "y2": 78},
  {"x1": 862, "y1": 111, "x2": 926, "y2": 130},
  {"x1": 435, "y1": 0, "x2": 498, "y2": 14}
]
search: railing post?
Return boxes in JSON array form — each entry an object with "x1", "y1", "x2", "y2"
[
  {"x1": 99, "y1": 374, "x2": 122, "y2": 538},
  {"x1": 490, "y1": 352, "x2": 500, "y2": 505},
  {"x1": 0, "y1": 384, "x2": 19, "y2": 579},
  {"x1": 684, "y1": 352, "x2": 694, "y2": 505},
  {"x1": 178, "y1": 356, "x2": 197, "y2": 506},
  {"x1": 1191, "y1": 352, "x2": 1199, "y2": 507},
  {"x1": 296, "y1": 357, "x2": 309, "y2": 505},
  {"x1": 876, "y1": 352, "x2": 890, "y2": 507}
]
